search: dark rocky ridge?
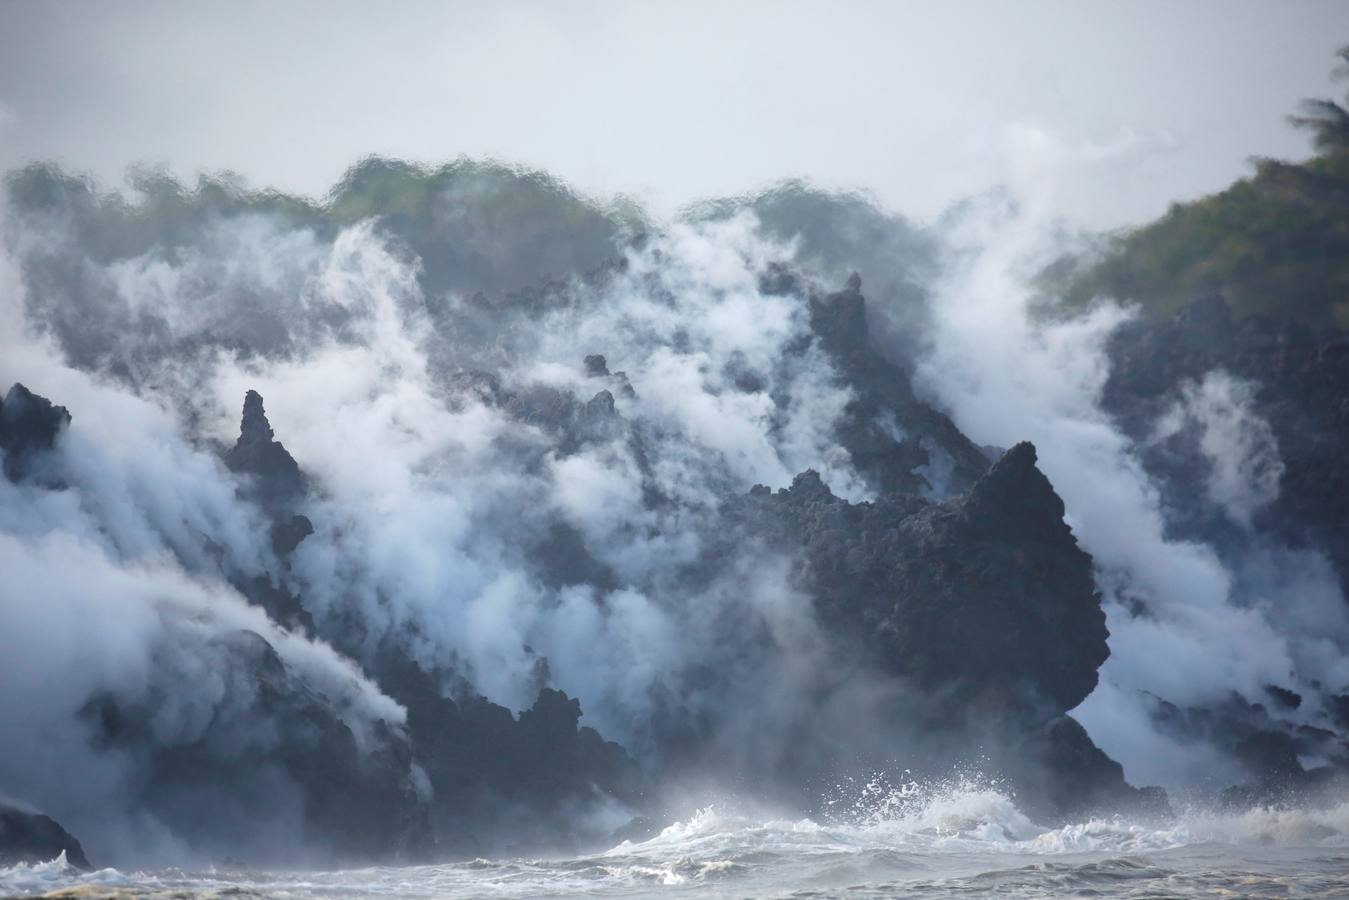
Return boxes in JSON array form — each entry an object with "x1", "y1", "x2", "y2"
[
  {"x1": 738, "y1": 442, "x2": 1105, "y2": 716},
  {"x1": 0, "y1": 386, "x2": 429, "y2": 865},
  {"x1": 0, "y1": 270, "x2": 1166, "y2": 862}
]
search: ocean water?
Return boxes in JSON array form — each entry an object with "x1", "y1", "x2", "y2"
[{"x1": 6, "y1": 787, "x2": 1349, "y2": 898}]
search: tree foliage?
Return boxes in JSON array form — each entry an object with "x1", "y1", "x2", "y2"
[{"x1": 1060, "y1": 45, "x2": 1349, "y2": 331}]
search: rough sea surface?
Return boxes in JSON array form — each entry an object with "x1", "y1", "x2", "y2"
[{"x1": 6, "y1": 787, "x2": 1349, "y2": 899}]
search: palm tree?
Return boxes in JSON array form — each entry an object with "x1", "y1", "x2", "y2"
[{"x1": 1288, "y1": 45, "x2": 1349, "y2": 155}]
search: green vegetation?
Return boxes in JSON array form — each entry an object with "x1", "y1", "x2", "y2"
[
  {"x1": 1062, "y1": 46, "x2": 1349, "y2": 330},
  {"x1": 5, "y1": 156, "x2": 647, "y2": 297}
]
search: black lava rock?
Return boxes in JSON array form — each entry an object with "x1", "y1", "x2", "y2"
[{"x1": 0, "y1": 803, "x2": 91, "y2": 870}]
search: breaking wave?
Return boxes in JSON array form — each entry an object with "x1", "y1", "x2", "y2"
[{"x1": 7, "y1": 784, "x2": 1349, "y2": 898}]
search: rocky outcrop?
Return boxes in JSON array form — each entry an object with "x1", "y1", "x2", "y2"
[
  {"x1": 724, "y1": 442, "x2": 1150, "y2": 818},
  {"x1": 224, "y1": 390, "x2": 307, "y2": 505},
  {"x1": 0, "y1": 266, "x2": 1173, "y2": 863},
  {"x1": 366, "y1": 648, "x2": 644, "y2": 856},
  {"x1": 80, "y1": 628, "x2": 429, "y2": 864},
  {"x1": 0, "y1": 383, "x2": 70, "y2": 482},
  {"x1": 1010, "y1": 717, "x2": 1169, "y2": 822},
  {"x1": 737, "y1": 443, "x2": 1105, "y2": 717},
  {"x1": 0, "y1": 803, "x2": 91, "y2": 870}
]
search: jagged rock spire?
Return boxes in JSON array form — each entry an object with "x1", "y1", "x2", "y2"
[
  {"x1": 238, "y1": 389, "x2": 275, "y2": 445},
  {"x1": 224, "y1": 390, "x2": 305, "y2": 503}
]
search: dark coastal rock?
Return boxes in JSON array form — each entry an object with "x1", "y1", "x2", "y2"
[
  {"x1": 451, "y1": 360, "x2": 634, "y2": 461},
  {"x1": 1265, "y1": 684, "x2": 1303, "y2": 710},
  {"x1": 530, "y1": 521, "x2": 617, "y2": 591},
  {"x1": 234, "y1": 574, "x2": 315, "y2": 634},
  {"x1": 1011, "y1": 717, "x2": 1169, "y2": 821},
  {"x1": 366, "y1": 648, "x2": 643, "y2": 856},
  {"x1": 81, "y1": 628, "x2": 429, "y2": 864},
  {"x1": 1150, "y1": 690, "x2": 1349, "y2": 807},
  {"x1": 720, "y1": 441, "x2": 1140, "y2": 818},
  {"x1": 0, "y1": 383, "x2": 70, "y2": 482},
  {"x1": 0, "y1": 803, "x2": 91, "y2": 870},
  {"x1": 738, "y1": 442, "x2": 1105, "y2": 717}
]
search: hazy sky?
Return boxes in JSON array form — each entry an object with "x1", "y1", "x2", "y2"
[{"x1": 0, "y1": 0, "x2": 1343, "y2": 229}]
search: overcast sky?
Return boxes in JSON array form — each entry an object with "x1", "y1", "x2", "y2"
[{"x1": 0, "y1": 1, "x2": 1344, "y2": 229}]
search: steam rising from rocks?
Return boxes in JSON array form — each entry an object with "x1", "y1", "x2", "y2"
[{"x1": 2, "y1": 158, "x2": 1348, "y2": 865}]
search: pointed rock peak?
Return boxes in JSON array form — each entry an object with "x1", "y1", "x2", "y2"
[
  {"x1": 845, "y1": 271, "x2": 862, "y2": 293},
  {"x1": 225, "y1": 390, "x2": 305, "y2": 499},
  {"x1": 237, "y1": 389, "x2": 274, "y2": 446},
  {"x1": 963, "y1": 441, "x2": 1067, "y2": 529}
]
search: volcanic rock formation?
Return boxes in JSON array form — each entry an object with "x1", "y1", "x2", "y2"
[{"x1": 0, "y1": 803, "x2": 91, "y2": 870}]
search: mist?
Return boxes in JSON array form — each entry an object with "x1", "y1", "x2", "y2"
[
  {"x1": 0, "y1": 1, "x2": 1344, "y2": 229},
  {"x1": 3, "y1": 6, "x2": 1349, "y2": 892}
]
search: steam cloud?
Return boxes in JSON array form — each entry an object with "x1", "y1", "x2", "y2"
[
  {"x1": 1, "y1": 155, "x2": 1347, "y2": 864},
  {"x1": 913, "y1": 184, "x2": 1349, "y2": 792}
]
